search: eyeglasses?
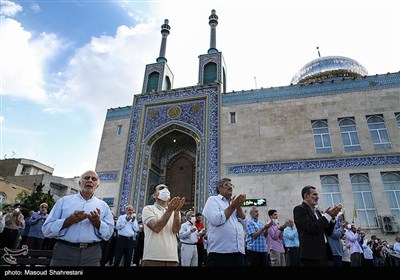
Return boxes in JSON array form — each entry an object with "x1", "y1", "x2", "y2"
[
  {"x1": 224, "y1": 183, "x2": 235, "y2": 188},
  {"x1": 83, "y1": 176, "x2": 98, "y2": 181}
]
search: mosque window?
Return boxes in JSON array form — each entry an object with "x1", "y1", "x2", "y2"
[
  {"x1": 321, "y1": 175, "x2": 342, "y2": 208},
  {"x1": 338, "y1": 117, "x2": 361, "y2": 152},
  {"x1": 146, "y1": 72, "x2": 160, "y2": 92},
  {"x1": 395, "y1": 113, "x2": 400, "y2": 128},
  {"x1": 366, "y1": 115, "x2": 391, "y2": 150},
  {"x1": 311, "y1": 120, "x2": 332, "y2": 154},
  {"x1": 116, "y1": 125, "x2": 123, "y2": 136},
  {"x1": 230, "y1": 112, "x2": 236, "y2": 124},
  {"x1": 382, "y1": 172, "x2": 400, "y2": 225},
  {"x1": 164, "y1": 76, "x2": 171, "y2": 90},
  {"x1": 350, "y1": 174, "x2": 378, "y2": 228},
  {"x1": 203, "y1": 62, "x2": 217, "y2": 84}
]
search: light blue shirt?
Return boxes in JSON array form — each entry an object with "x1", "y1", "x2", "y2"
[
  {"x1": 283, "y1": 226, "x2": 300, "y2": 248},
  {"x1": 41, "y1": 193, "x2": 114, "y2": 243},
  {"x1": 27, "y1": 211, "x2": 48, "y2": 239},
  {"x1": 202, "y1": 194, "x2": 247, "y2": 254},
  {"x1": 394, "y1": 241, "x2": 400, "y2": 255},
  {"x1": 116, "y1": 214, "x2": 139, "y2": 239}
]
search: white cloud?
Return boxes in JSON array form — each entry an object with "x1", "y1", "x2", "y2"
[
  {"x1": 58, "y1": 21, "x2": 159, "y2": 124},
  {"x1": 2, "y1": 17, "x2": 61, "y2": 102},
  {"x1": 0, "y1": 0, "x2": 22, "y2": 17}
]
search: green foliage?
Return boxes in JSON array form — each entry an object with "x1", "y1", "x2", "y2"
[{"x1": 16, "y1": 182, "x2": 55, "y2": 212}]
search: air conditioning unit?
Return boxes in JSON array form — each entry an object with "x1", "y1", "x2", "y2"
[{"x1": 378, "y1": 215, "x2": 399, "y2": 233}]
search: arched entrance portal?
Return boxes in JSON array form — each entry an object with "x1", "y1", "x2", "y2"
[
  {"x1": 166, "y1": 154, "x2": 195, "y2": 211},
  {"x1": 148, "y1": 129, "x2": 197, "y2": 212}
]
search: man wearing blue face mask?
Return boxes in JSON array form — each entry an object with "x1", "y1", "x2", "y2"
[{"x1": 141, "y1": 184, "x2": 185, "y2": 266}]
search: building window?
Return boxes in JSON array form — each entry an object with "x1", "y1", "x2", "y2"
[
  {"x1": 396, "y1": 113, "x2": 400, "y2": 128},
  {"x1": 312, "y1": 120, "x2": 332, "y2": 154},
  {"x1": 49, "y1": 183, "x2": 66, "y2": 197},
  {"x1": 103, "y1": 197, "x2": 115, "y2": 207},
  {"x1": 21, "y1": 166, "x2": 31, "y2": 175},
  {"x1": 350, "y1": 174, "x2": 378, "y2": 228},
  {"x1": 116, "y1": 125, "x2": 123, "y2": 136},
  {"x1": 382, "y1": 172, "x2": 400, "y2": 224},
  {"x1": 366, "y1": 115, "x2": 391, "y2": 150},
  {"x1": 146, "y1": 71, "x2": 159, "y2": 93},
  {"x1": 338, "y1": 117, "x2": 361, "y2": 152},
  {"x1": 230, "y1": 112, "x2": 236, "y2": 124},
  {"x1": 0, "y1": 192, "x2": 7, "y2": 204},
  {"x1": 70, "y1": 189, "x2": 78, "y2": 194},
  {"x1": 203, "y1": 62, "x2": 217, "y2": 84},
  {"x1": 321, "y1": 175, "x2": 342, "y2": 208}
]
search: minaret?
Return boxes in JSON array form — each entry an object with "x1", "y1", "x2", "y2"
[
  {"x1": 208, "y1": 9, "x2": 218, "y2": 54},
  {"x1": 157, "y1": 19, "x2": 170, "y2": 62},
  {"x1": 142, "y1": 19, "x2": 174, "y2": 93},
  {"x1": 198, "y1": 9, "x2": 226, "y2": 93}
]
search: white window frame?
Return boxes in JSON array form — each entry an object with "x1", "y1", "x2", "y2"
[{"x1": 312, "y1": 120, "x2": 332, "y2": 154}]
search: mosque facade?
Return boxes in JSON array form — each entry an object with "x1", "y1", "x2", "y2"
[{"x1": 95, "y1": 10, "x2": 400, "y2": 239}]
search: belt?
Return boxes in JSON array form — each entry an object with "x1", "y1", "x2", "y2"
[
  {"x1": 58, "y1": 239, "x2": 100, "y2": 248},
  {"x1": 119, "y1": 235, "x2": 133, "y2": 239},
  {"x1": 181, "y1": 242, "x2": 196, "y2": 245}
]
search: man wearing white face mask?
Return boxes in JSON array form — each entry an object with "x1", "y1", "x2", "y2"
[
  {"x1": 179, "y1": 210, "x2": 202, "y2": 266},
  {"x1": 114, "y1": 205, "x2": 139, "y2": 267},
  {"x1": 141, "y1": 184, "x2": 185, "y2": 266}
]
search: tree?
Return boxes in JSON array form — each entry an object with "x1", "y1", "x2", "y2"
[{"x1": 16, "y1": 182, "x2": 55, "y2": 213}]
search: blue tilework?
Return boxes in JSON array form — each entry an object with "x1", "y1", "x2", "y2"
[
  {"x1": 98, "y1": 172, "x2": 118, "y2": 181},
  {"x1": 227, "y1": 154, "x2": 400, "y2": 175},
  {"x1": 119, "y1": 86, "x2": 220, "y2": 213}
]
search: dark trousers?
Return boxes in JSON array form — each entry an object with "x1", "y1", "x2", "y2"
[
  {"x1": 196, "y1": 242, "x2": 205, "y2": 267},
  {"x1": 331, "y1": 255, "x2": 343, "y2": 267},
  {"x1": 286, "y1": 247, "x2": 300, "y2": 266},
  {"x1": 0, "y1": 228, "x2": 19, "y2": 249},
  {"x1": 50, "y1": 241, "x2": 101, "y2": 266},
  {"x1": 207, "y1": 252, "x2": 246, "y2": 267},
  {"x1": 27, "y1": 237, "x2": 45, "y2": 250},
  {"x1": 114, "y1": 235, "x2": 135, "y2": 267},
  {"x1": 246, "y1": 250, "x2": 267, "y2": 267}
]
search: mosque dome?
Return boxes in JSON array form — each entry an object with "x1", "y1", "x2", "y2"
[{"x1": 291, "y1": 56, "x2": 368, "y2": 84}]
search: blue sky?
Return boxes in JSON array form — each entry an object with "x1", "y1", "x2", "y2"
[{"x1": 1, "y1": 0, "x2": 399, "y2": 178}]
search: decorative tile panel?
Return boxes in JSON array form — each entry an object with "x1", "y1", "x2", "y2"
[
  {"x1": 227, "y1": 154, "x2": 400, "y2": 175},
  {"x1": 98, "y1": 172, "x2": 118, "y2": 181},
  {"x1": 143, "y1": 100, "x2": 205, "y2": 140},
  {"x1": 119, "y1": 86, "x2": 220, "y2": 213}
]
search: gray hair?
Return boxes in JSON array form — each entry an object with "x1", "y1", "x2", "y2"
[{"x1": 185, "y1": 210, "x2": 194, "y2": 219}]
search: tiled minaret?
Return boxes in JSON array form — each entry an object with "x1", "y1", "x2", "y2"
[
  {"x1": 198, "y1": 9, "x2": 227, "y2": 93},
  {"x1": 142, "y1": 19, "x2": 174, "y2": 93},
  {"x1": 208, "y1": 9, "x2": 218, "y2": 54}
]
